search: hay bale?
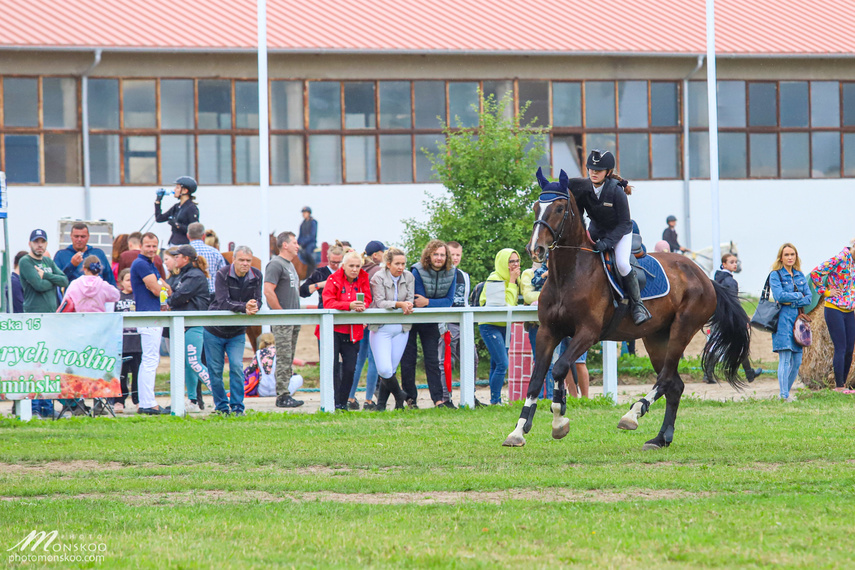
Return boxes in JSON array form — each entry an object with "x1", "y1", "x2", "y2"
[{"x1": 799, "y1": 305, "x2": 855, "y2": 389}]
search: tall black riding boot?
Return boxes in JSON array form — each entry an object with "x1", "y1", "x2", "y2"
[
  {"x1": 384, "y1": 374, "x2": 407, "y2": 410},
  {"x1": 623, "y1": 271, "x2": 651, "y2": 326}
]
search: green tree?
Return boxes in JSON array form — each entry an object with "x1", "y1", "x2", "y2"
[{"x1": 401, "y1": 92, "x2": 549, "y2": 282}]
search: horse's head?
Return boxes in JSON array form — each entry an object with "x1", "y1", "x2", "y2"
[{"x1": 528, "y1": 167, "x2": 571, "y2": 263}]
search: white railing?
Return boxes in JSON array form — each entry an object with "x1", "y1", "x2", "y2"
[{"x1": 18, "y1": 307, "x2": 620, "y2": 418}]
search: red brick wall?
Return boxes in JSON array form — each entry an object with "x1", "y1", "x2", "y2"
[{"x1": 508, "y1": 323, "x2": 533, "y2": 402}]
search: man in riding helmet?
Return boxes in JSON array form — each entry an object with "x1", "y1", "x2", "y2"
[
  {"x1": 577, "y1": 150, "x2": 651, "y2": 325},
  {"x1": 155, "y1": 176, "x2": 200, "y2": 246}
]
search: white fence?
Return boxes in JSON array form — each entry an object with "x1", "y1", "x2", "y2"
[{"x1": 17, "y1": 306, "x2": 620, "y2": 419}]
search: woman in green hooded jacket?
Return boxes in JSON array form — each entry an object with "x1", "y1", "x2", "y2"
[{"x1": 478, "y1": 248, "x2": 520, "y2": 405}]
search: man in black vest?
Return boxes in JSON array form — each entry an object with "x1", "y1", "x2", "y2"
[{"x1": 401, "y1": 239, "x2": 457, "y2": 409}]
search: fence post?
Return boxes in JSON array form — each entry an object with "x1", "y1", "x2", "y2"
[
  {"x1": 318, "y1": 312, "x2": 335, "y2": 412},
  {"x1": 602, "y1": 340, "x2": 618, "y2": 404},
  {"x1": 17, "y1": 399, "x2": 32, "y2": 422},
  {"x1": 459, "y1": 310, "x2": 476, "y2": 409},
  {"x1": 170, "y1": 316, "x2": 185, "y2": 416}
]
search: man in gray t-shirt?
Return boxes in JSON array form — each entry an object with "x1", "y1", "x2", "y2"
[{"x1": 264, "y1": 231, "x2": 304, "y2": 408}]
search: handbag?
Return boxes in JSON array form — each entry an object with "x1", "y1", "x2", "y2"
[
  {"x1": 56, "y1": 297, "x2": 75, "y2": 313},
  {"x1": 750, "y1": 273, "x2": 781, "y2": 333},
  {"x1": 794, "y1": 310, "x2": 812, "y2": 347}
]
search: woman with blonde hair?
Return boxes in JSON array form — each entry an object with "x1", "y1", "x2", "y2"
[
  {"x1": 810, "y1": 239, "x2": 855, "y2": 391},
  {"x1": 369, "y1": 247, "x2": 414, "y2": 410},
  {"x1": 323, "y1": 249, "x2": 372, "y2": 410},
  {"x1": 770, "y1": 243, "x2": 811, "y2": 400}
]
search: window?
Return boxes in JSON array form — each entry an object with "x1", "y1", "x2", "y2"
[
  {"x1": 344, "y1": 82, "x2": 375, "y2": 129},
  {"x1": 749, "y1": 83, "x2": 777, "y2": 127},
  {"x1": 123, "y1": 80, "x2": 156, "y2": 128},
  {"x1": 585, "y1": 82, "x2": 615, "y2": 128},
  {"x1": 4, "y1": 78, "x2": 38, "y2": 127},
  {"x1": 553, "y1": 83, "x2": 582, "y2": 127},
  {"x1": 379, "y1": 82, "x2": 411, "y2": 129},
  {"x1": 308, "y1": 82, "x2": 341, "y2": 130},
  {"x1": 235, "y1": 82, "x2": 259, "y2": 129},
  {"x1": 449, "y1": 82, "x2": 479, "y2": 127},
  {"x1": 271, "y1": 81, "x2": 304, "y2": 130},
  {"x1": 617, "y1": 81, "x2": 647, "y2": 128},
  {"x1": 345, "y1": 136, "x2": 376, "y2": 182},
  {"x1": 518, "y1": 81, "x2": 549, "y2": 127},
  {"x1": 414, "y1": 82, "x2": 445, "y2": 129},
  {"x1": 198, "y1": 80, "x2": 231, "y2": 130},
  {"x1": 161, "y1": 80, "x2": 194, "y2": 129}
]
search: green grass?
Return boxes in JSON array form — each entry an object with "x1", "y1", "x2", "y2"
[{"x1": 2, "y1": 390, "x2": 853, "y2": 567}]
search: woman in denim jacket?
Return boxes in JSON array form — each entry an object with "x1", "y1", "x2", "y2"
[
  {"x1": 770, "y1": 243, "x2": 812, "y2": 400},
  {"x1": 810, "y1": 242, "x2": 855, "y2": 391}
]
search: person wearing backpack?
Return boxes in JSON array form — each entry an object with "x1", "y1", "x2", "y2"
[{"x1": 478, "y1": 248, "x2": 521, "y2": 405}]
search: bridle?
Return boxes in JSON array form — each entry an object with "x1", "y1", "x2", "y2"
[{"x1": 531, "y1": 197, "x2": 597, "y2": 254}]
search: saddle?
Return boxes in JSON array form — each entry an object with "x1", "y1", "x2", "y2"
[{"x1": 601, "y1": 234, "x2": 649, "y2": 292}]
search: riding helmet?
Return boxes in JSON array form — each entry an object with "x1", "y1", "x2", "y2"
[
  {"x1": 586, "y1": 149, "x2": 615, "y2": 171},
  {"x1": 174, "y1": 176, "x2": 198, "y2": 193},
  {"x1": 666, "y1": 215, "x2": 677, "y2": 223}
]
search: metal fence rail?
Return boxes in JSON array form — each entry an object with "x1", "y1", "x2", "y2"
[{"x1": 16, "y1": 307, "x2": 619, "y2": 419}]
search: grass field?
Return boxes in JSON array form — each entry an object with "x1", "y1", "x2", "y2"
[{"x1": 2, "y1": 391, "x2": 854, "y2": 568}]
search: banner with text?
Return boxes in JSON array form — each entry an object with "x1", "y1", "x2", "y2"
[{"x1": 0, "y1": 313, "x2": 122, "y2": 400}]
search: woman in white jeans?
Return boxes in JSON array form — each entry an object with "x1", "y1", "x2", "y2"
[{"x1": 368, "y1": 248, "x2": 415, "y2": 411}]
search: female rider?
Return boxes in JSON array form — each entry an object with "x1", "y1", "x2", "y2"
[
  {"x1": 155, "y1": 176, "x2": 200, "y2": 246},
  {"x1": 573, "y1": 150, "x2": 649, "y2": 325}
]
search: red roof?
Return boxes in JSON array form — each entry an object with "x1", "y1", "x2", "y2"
[{"x1": 3, "y1": 0, "x2": 855, "y2": 56}]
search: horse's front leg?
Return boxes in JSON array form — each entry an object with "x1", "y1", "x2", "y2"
[
  {"x1": 502, "y1": 327, "x2": 557, "y2": 448},
  {"x1": 548, "y1": 333, "x2": 594, "y2": 439}
]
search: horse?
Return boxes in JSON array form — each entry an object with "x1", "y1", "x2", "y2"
[
  {"x1": 221, "y1": 232, "x2": 311, "y2": 353},
  {"x1": 688, "y1": 241, "x2": 741, "y2": 275},
  {"x1": 502, "y1": 170, "x2": 751, "y2": 450}
]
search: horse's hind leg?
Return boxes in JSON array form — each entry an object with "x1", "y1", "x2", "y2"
[
  {"x1": 502, "y1": 329, "x2": 557, "y2": 448},
  {"x1": 618, "y1": 332, "x2": 667, "y2": 431},
  {"x1": 643, "y1": 378, "x2": 684, "y2": 450}
]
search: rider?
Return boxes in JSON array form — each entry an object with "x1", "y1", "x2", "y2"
[
  {"x1": 576, "y1": 150, "x2": 651, "y2": 325},
  {"x1": 155, "y1": 176, "x2": 200, "y2": 247}
]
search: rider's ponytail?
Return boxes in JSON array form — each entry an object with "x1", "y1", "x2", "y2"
[{"x1": 608, "y1": 172, "x2": 633, "y2": 195}]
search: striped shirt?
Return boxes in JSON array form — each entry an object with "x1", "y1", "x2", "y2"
[{"x1": 190, "y1": 239, "x2": 226, "y2": 294}]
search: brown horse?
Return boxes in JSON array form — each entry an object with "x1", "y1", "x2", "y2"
[
  {"x1": 502, "y1": 170, "x2": 750, "y2": 450},
  {"x1": 221, "y1": 233, "x2": 310, "y2": 353}
]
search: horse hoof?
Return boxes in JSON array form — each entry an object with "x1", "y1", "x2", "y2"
[
  {"x1": 642, "y1": 440, "x2": 669, "y2": 451},
  {"x1": 502, "y1": 435, "x2": 526, "y2": 447},
  {"x1": 552, "y1": 418, "x2": 570, "y2": 440},
  {"x1": 617, "y1": 413, "x2": 638, "y2": 431}
]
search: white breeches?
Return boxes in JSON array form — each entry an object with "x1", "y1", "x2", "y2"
[
  {"x1": 615, "y1": 232, "x2": 634, "y2": 277},
  {"x1": 369, "y1": 325, "x2": 410, "y2": 379}
]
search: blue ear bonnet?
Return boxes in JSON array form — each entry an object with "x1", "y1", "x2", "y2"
[{"x1": 535, "y1": 167, "x2": 569, "y2": 202}]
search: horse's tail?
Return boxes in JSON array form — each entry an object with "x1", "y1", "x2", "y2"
[{"x1": 701, "y1": 280, "x2": 751, "y2": 389}]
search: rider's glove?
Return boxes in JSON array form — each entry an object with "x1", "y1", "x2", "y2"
[
  {"x1": 595, "y1": 239, "x2": 608, "y2": 252},
  {"x1": 156, "y1": 188, "x2": 166, "y2": 199}
]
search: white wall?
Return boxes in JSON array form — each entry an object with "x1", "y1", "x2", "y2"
[{"x1": 5, "y1": 179, "x2": 847, "y2": 297}]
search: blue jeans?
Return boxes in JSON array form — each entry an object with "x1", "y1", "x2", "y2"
[
  {"x1": 824, "y1": 306, "x2": 855, "y2": 387},
  {"x1": 480, "y1": 324, "x2": 508, "y2": 404},
  {"x1": 350, "y1": 333, "x2": 378, "y2": 402},
  {"x1": 204, "y1": 330, "x2": 246, "y2": 413},
  {"x1": 777, "y1": 349, "x2": 802, "y2": 399}
]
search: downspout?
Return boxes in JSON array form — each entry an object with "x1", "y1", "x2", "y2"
[
  {"x1": 682, "y1": 54, "x2": 704, "y2": 250},
  {"x1": 81, "y1": 49, "x2": 102, "y2": 221}
]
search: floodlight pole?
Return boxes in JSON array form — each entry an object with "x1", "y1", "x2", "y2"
[
  {"x1": 706, "y1": 0, "x2": 722, "y2": 271},
  {"x1": 258, "y1": 0, "x2": 271, "y2": 266}
]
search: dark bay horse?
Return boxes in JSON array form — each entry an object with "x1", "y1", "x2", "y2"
[{"x1": 502, "y1": 170, "x2": 750, "y2": 450}]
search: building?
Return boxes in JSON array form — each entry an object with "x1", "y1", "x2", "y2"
[{"x1": 2, "y1": 0, "x2": 854, "y2": 290}]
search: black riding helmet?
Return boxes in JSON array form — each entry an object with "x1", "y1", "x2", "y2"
[
  {"x1": 174, "y1": 176, "x2": 197, "y2": 194},
  {"x1": 586, "y1": 149, "x2": 616, "y2": 171}
]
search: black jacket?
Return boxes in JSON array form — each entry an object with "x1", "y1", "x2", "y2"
[
  {"x1": 155, "y1": 200, "x2": 200, "y2": 245},
  {"x1": 299, "y1": 266, "x2": 333, "y2": 308},
  {"x1": 167, "y1": 265, "x2": 210, "y2": 312},
  {"x1": 571, "y1": 177, "x2": 632, "y2": 249},
  {"x1": 662, "y1": 227, "x2": 682, "y2": 252},
  {"x1": 206, "y1": 265, "x2": 263, "y2": 339},
  {"x1": 714, "y1": 270, "x2": 739, "y2": 298}
]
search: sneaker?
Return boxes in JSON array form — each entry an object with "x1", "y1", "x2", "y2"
[
  {"x1": 138, "y1": 406, "x2": 170, "y2": 415},
  {"x1": 275, "y1": 394, "x2": 304, "y2": 408},
  {"x1": 184, "y1": 400, "x2": 202, "y2": 414},
  {"x1": 363, "y1": 401, "x2": 376, "y2": 411},
  {"x1": 347, "y1": 399, "x2": 360, "y2": 410},
  {"x1": 113, "y1": 402, "x2": 124, "y2": 413}
]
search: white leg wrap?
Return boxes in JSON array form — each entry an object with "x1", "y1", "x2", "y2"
[{"x1": 509, "y1": 418, "x2": 526, "y2": 439}]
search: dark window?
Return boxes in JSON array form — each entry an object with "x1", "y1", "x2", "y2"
[
  {"x1": 235, "y1": 82, "x2": 259, "y2": 129},
  {"x1": 3, "y1": 78, "x2": 38, "y2": 127},
  {"x1": 719, "y1": 132, "x2": 746, "y2": 178},
  {"x1": 88, "y1": 79, "x2": 119, "y2": 129},
  {"x1": 717, "y1": 81, "x2": 746, "y2": 128},
  {"x1": 4, "y1": 134, "x2": 40, "y2": 183},
  {"x1": 344, "y1": 82, "x2": 375, "y2": 129},
  {"x1": 235, "y1": 135, "x2": 259, "y2": 183},
  {"x1": 651, "y1": 82, "x2": 679, "y2": 127},
  {"x1": 380, "y1": 134, "x2": 412, "y2": 183},
  {"x1": 448, "y1": 82, "x2": 479, "y2": 127},
  {"x1": 123, "y1": 80, "x2": 156, "y2": 129},
  {"x1": 780, "y1": 133, "x2": 809, "y2": 178},
  {"x1": 651, "y1": 134, "x2": 679, "y2": 178},
  {"x1": 160, "y1": 135, "x2": 195, "y2": 183},
  {"x1": 780, "y1": 82, "x2": 809, "y2": 128},
  {"x1": 379, "y1": 82, "x2": 411, "y2": 129},
  {"x1": 415, "y1": 134, "x2": 443, "y2": 183},
  {"x1": 748, "y1": 83, "x2": 777, "y2": 127},
  {"x1": 618, "y1": 133, "x2": 649, "y2": 179},
  {"x1": 308, "y1": 82, "x2": 341, "y2": 130},
  {"x1": 44, "y1": 133, "x2": 81, "y2": 184},
  {"x1": 123, "y1": 136, "x2": 157, "y2": 183},
  {"x1": 518, "y1": 81, "x2": 549, "y2": 127},
  {"x1": 749, "y1": 133, "x2": 777, "y2": 177},
  {"x1": 161, "y1": 80, "x2": 195, "y2": 129},
  {"x1": 811, "y1": 82, "x2": 839, "y2": 127},
  {"x1": 198, "y1": 80, "x2": 231, "y2": 130},
  {"x1": 585, "y1": 82, "x2": 615, "y2": 128},
  {"x1": 553, "y1": 83, "x2": 582, "y2": 128},
  {"x1": 414, "y1": 82, "x2": 446, "y2": 129},
  {"x1": 90, "y1": 134, "x2": 120, "y2": 185}
]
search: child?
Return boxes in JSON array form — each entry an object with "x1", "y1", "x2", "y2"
[
  {"x1": 112, "y1": 269, "x2": 142, "y2": 412},
  {"x1": 662, "y1": 215, "x2": 688, "y2": 253},
  {"x1": 244, "y1": 333, "x2": 278, "y2": 397}
]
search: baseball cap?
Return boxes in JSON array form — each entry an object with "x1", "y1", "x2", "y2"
[
  {"x1": 365, "y1": 240, "x2": 386, "y2": 256},
  {"x1": 29, "y1": 229, "x2": 47, "y2": 242},
  {"x1": 175, "y1": 244, "x2": 198, "y2": 260},
  {"x1": 301, "y1": 206, "x2": 312, "y2": 214}
]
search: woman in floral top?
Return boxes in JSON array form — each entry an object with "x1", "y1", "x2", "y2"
[{"x1": 810, "y1": 241, "x2": 855, "y2": 391}]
